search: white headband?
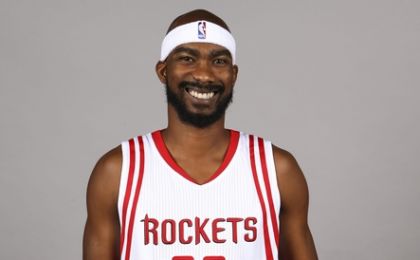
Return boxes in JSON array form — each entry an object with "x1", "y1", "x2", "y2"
[{"x1": 160, "y1": 20, "x2": 236, "y2": 64}]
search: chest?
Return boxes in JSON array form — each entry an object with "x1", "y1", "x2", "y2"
[
  {"x1": 138, "y1": 149, "x2": 261, "y2": 219},
  {"x1": 117, "y1": 132, "x2": 280, "y2": 260},
  {"x1": 129, "y1": 153, "x2": 264, "y2": 259}
]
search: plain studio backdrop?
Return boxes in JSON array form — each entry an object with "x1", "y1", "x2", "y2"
[{"x1": 1, "y1": 0, "x2": 419, "y2": 259}]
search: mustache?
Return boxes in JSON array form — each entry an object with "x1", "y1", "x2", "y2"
[{"x1": 179, "y1": 81, "x2": 224, "y2": 92}]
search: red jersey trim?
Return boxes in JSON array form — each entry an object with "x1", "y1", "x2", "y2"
[
  {"x1": 249, "y1": 135, "x2": 274, "y2": 260},
  {"x1": 125, "y1": 136, "x2": 146, "y2": 260},
  {"x1": 151, "y1": 129, "x2": 240, "y2": 185},
  {"x1": 119, "y1": 138, "x2": 136, "y2": 253},
  {"x1": 258, "y1": 137, "x2": 280, "y2": 247}
]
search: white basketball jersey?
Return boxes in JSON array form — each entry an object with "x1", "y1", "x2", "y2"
[{"x1": 118, "y1": 130, "x2": 280, "y2": 260}]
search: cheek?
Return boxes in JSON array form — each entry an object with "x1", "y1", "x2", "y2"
[
  {"x1": 219, "y1": 72, "x2": 235, "y2": 86},
  {"x1": 167, "y1": 67, "x2": 190, "y2": 83}
]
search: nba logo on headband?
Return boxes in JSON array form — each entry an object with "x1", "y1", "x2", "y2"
[
  {"x1": 198, "y1": 21, "x2": 206, "y2": 39},
  {"x1": 160, "y1": 20, "x2": 236, "y2": 63}
]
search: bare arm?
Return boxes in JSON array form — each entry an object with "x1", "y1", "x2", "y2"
[
  {"x1": 273, "y1": 146, "x2": 318, "y2": 260},
  {"x1": 83, "y1": 146, "x2": 122, "y2": 260}
]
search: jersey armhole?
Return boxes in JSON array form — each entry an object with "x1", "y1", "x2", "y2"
[
  {"x1": 117, "y1": 141, "x2": 130, "y2": 225},
  {"x1": 265, "y1": 141, "x2": 281, "y2": 217}
]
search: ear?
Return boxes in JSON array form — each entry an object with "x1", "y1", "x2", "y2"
[
  {"x1": 232, "y1": 64, "x2": 239, "y2": 87},
  {"x1": 155, "y1": 61, "x2": 167, "y2": 84}
]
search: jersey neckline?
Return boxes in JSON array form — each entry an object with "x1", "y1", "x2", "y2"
[{"x1": 151, "y1": 129, "x2": 240, "y2": 186}]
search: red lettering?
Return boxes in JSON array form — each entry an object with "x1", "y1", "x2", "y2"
[
  {"x1": 142, "y1": 214, "x2": 159, "y2": 245},
  {"x1": 244, "y1": 217, "x2": 257, "y2": 242},
  {"x1": 212, "y1": 218, "x2": 226, "y2": 243},
  {"x1": 179, "y1": 219, "x2": 193, "y2": 244},
  {"x1": 162, "y1": 219, "x2": 176, "y2": 244},
  {"x1": 226, "y1": 217, "x2": 243, "y2": 243},
  {"x1": 142, "y1": 215, "x2": 258, "y2": 245},
  {"x1": 195, "y1": 217, "x2": 210, "y2": 244}
]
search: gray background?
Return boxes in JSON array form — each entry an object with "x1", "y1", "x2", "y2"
[{"x1": 1, "y1": 0, "x2": 419, "y2": 259}]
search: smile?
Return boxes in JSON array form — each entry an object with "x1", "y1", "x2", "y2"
[
  {"x1": 186, "y1": 88, "x2": 217, "y2": 100},
  {"x1": 188, "y1": 90, "x2": 215, "y2": 100}
]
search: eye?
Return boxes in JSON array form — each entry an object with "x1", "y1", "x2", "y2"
[
  {"x1": 213, "y1": 58, "x2": 228, "y2": 65},
  {"x1": 177, "y1": 55, "x2": 194, "y2": 63}
]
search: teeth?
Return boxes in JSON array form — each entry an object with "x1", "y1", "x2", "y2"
[{"x1": 189, "y1": 90, "x2": 215, "y2": 100}]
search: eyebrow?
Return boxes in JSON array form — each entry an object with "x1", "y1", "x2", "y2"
[
  {"x1": 209, "y1": 49, "x2": 232, "y2": 59},
  {"x1": 171, "y1": 47, "x2": 200, "y2": 57},
  {"x1": 171, "y1": 46, "x2": 232, "y2": 60}
]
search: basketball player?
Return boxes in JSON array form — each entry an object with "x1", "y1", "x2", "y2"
[{"x1": 83, "y1": 9, "x2": 318, "y2": 260}]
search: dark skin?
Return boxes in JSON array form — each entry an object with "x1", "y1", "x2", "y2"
[{"x1": 83, "y1": 9, "x2": 317, "y2": 260}]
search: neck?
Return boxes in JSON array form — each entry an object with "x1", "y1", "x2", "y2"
[{"x1": 162, "y1": 108, "x2": 230, "y2": 155}]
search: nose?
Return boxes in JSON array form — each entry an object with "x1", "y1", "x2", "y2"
[{"x1": 191, "y1": 60, "x2": 215, "y2": 84}]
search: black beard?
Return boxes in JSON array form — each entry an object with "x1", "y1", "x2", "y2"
[{"x1": 165, "y1": 81, "x2": 233, "y2": 128}]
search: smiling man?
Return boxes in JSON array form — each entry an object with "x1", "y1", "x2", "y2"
[{"x1": 83, "y1": 9, "x2": 318, "y2": 260}]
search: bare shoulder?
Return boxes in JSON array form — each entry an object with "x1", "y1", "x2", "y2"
[
  {"x1": 271, "y1": 145, "x2": 309, "y2": 210},
  {"x1": 87, "y1": 145, "x2": 123, "y2": 203},
  {"x1": 272, "y1": 146, "x2": 318, "y2": 259},
  {"x1": 84, "y1": 146, "x2": 122, "y2": 259},
  {"x1": 271, "y1": 145, "x2": 303, "y2": 178}
]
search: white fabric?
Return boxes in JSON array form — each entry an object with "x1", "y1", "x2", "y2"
[
  {"x1": 118, "y1": 131, "x2": 280, "y2": 259},
  {"x1": 160, "y1": 20, "x2": 236, "y2": 64}
]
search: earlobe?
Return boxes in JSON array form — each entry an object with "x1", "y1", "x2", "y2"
[
  {"x1": 232, "y1": 65, "x2": 239, "y2": 86},
  {"x1": 155, "y1": 61, "x2": 167, "y2": 84}
]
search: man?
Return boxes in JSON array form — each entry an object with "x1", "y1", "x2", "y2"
[{"x1": 83, "y1": 9, "x2": 318, "y2": 260}]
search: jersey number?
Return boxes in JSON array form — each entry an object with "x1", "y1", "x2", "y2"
[{"x1": 173, "y1": 256, "x2": 225, "y2": 260}]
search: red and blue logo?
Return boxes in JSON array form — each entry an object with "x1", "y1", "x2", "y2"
[{"x1": 198, "y1": 21, "x2": 206, "y2": 39}]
